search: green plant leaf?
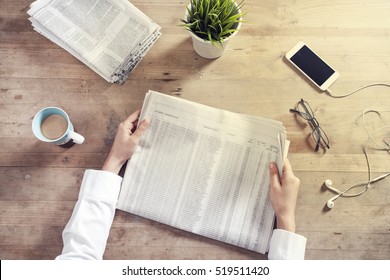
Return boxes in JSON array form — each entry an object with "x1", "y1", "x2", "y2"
[{"x1": 183, "y1": 0, "x2": 245, "y2": 44}]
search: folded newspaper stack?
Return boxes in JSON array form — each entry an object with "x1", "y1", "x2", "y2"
[{"x1": 28, "y1": 0, "x2": 161, "y2": 84}]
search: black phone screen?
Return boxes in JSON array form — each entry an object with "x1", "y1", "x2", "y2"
[{"x1": 290, "y1": 45, "x2": 335, "y2": 87}]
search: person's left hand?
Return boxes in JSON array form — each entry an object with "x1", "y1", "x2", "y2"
[{"x1": 102, "y1": 109, "x2": 150, "y2": 174}]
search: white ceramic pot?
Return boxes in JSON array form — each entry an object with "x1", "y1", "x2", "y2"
[{"x1": 185, "y1": 3, "x2": 242, "y2": 59}]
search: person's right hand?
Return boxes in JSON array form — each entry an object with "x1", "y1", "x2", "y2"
[
  {"x1": 269, "y1": 159, "x2": 300, "y2": 232},
  {"x1": 102, "y1": 109, "x2": 150, "y2": 175}
]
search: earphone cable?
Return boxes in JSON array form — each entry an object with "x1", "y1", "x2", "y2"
[
  {"x1": 330, "y1": 110, "x2": 390, "y2": 198},
  {"x1": 362, "y1": 109, "x2": 390, "y2": 150},
  {"x1": 336, "y1": 145, "x2": 371, "y2": 198},
  {"x1": 337, "y1": 146, "x2": 390, "y2": 198}
]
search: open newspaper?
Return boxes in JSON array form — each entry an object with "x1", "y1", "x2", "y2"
[
  {"x1": 117, "y1": 91, "x2": 289, "y2": 254},
  {"x1": 27, "y1": 0, "x2": 161, "y2": 84}
]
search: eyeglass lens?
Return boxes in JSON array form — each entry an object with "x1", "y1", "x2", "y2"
[{"x1": 291, "y1": 99, "x2": 330, "y2": 151}]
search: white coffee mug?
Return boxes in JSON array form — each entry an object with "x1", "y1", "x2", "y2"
[{"x1": 32, "y1": 107, "x2": 85, "y2": 145}]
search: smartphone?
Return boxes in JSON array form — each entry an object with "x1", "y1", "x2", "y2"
[{"x1": 285, "y1": 42, "x2": 339, "y2": 91}]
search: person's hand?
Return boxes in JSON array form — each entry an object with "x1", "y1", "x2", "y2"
[
  {"x1": 269, "y1": 159, "x2": 300, "y2": 232},
  {"x1": 102, "y1": 109, "x2": 149, "y2": 174}
]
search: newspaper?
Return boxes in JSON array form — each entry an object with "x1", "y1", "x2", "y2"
[
  {"x1": 117, "y1": 91, "x2": 289, "y2": 254},
  {"x1": 27, "y1": 0, "x2": 161, "y2": 84}
]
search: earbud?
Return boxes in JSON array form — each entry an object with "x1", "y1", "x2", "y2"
[
  {"x1": 324, "y1": 179, "x2": 342, "y2": 194},
  {"x1": 324, "y1": 179, "x2": 332, "y2": 188},
  {"x1": 324, "y1": 172, "x2": 390, "y2": 209},
  {"x1": 326, "y1": 195, "x2": 340, "y2": 209},
  {"x1": 324, "y1": 180, "x2": 342, "y2": 209},
  {"x1": 326, "y1": 198, "x2": 335, "y2": 209}
]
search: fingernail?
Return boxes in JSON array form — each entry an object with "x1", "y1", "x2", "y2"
[{"x1": 142, "y1": 119, "x2": 150, "y2": 127}]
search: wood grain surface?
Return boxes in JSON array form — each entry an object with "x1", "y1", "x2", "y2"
[{"x1": 1, "y1": 0, "x2": 389, "y2": 259}]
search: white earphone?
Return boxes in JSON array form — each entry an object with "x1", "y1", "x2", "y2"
[
  {"x1": 322, "y1": 110, "x2": 390, "y2": 209},
  {"x1": 324, "y1": 173, "x2": 390, "y2": 209},
  {"x1": 324, "y1": 179, "x2": 341, "y2": 209},
  {"x1": 324, "y1": 179, "x2": 340, "y2": 194},
  {"x1": 326, "y1": 195, "x2": 341, "y2": 209}
]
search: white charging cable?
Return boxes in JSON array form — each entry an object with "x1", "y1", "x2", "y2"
[{"x1": 326, "y1": 83, "x2": 390, "y2": 98}]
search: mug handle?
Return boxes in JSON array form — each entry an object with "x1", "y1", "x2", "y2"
[{"x1": 68, "y1": 131, "x2": 85, "y2": 144}]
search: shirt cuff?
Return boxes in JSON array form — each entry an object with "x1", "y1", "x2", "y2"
[
  {"x1": 79, "y1": 169, "x2": 122, "y2": 204},
  {"x1": 268, "y1": 229, "x2": 307, "y2": 260}
]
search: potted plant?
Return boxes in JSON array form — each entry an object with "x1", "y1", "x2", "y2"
[{"x1": 182, "y1": 0, "x2": 245, "y2": 59}]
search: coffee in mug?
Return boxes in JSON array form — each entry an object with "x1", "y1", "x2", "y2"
[
  {"x1": 41, "y1": 114, "x2": 68, "y2": 140},
  {"x1": 32, "y1": 107, "x2": 85, "y2": 146}
]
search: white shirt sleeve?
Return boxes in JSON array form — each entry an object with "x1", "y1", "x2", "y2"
[
  {"x1": 56, "y1": 169, "x2": 307, "y2": 260},
  {"x1": 56, "y1": 169, "x2": 122, "y2": 260},
  {"x1": 268, "y1": 229, "x2": 307, "y2": 260}
]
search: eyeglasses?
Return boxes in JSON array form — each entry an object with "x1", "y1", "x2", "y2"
[{"x1": 290, "y1": 99, "x2": 330, "y2": 152}]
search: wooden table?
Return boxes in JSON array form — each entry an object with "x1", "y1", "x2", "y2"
[{"x1": 1, "y1": 0, "x2": 389, "y2": 260}]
